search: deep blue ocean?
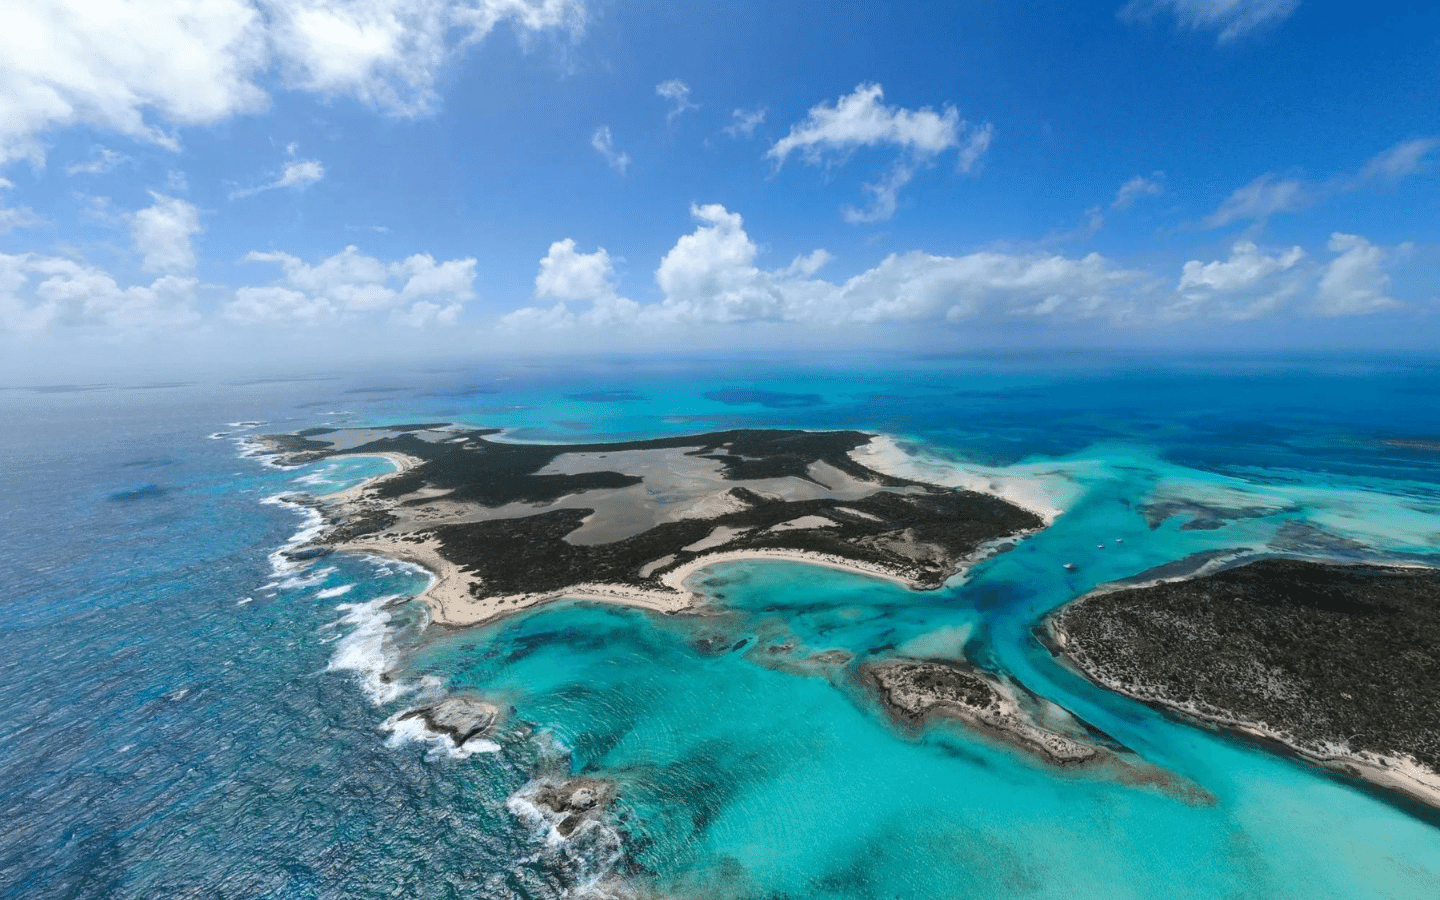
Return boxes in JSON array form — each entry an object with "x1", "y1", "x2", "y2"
[{"x1": 4, "y1": 352, "x2": 1440, "y2": 899}]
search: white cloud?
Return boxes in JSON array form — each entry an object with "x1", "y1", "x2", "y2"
[
  {"x1": 0, "y1": 0, "x2": 266, "y2": 165},
  {"x1": 656, "y1": 79, "x2": 698, "y2": 122},
  {"x1": 504, "y1": 203, "x2": 1155, "y2": 330},
  {"x1": 1112, "y1": 171, "x2": 1165, "y2": 210},
  {"x1": 724, "y1": 107, "x2": 767, "y2": 139},
  {"x1": 1120, "y1": 0, "x2": 1300, "y2": 42},
  {"x1": 1204, "y1": 173, "x2": 1310, "y2": 228},
  {"x1": 500, "y1": 238, "x2": 638, "y2": 329},
  {"x1": 1314, "y1": 232, "x2": 1398, "y2": 316},
  {"x1": 226, "y1": 244, "x2": 475, "y2": 324},
  {"x1": 1205, "y1": 138, "x2": 1437, "y2": 228},
  {"x1": 534, "y1": 238, "x2": 615, "y2": 300},
  {"x1": 230, "y1": 149, "x2": 325, "y2": 199},
  {"x1": 770, "y1": 83, "x2": 963, "y2": 164},
  {"x1": 591, "y1": 126, "x2": 630, "y2": 174},
  {"x1": 1173, "y1": 240, "x2": 1305, "y2": 319},
  {"x1": 267, "y1": 0, "x2": 584, "y2": 115},
  {"x1": 768, "y1": 83, "x2": 992, "y2": 222},
  {"x1": 957, "y1": 123, "x2": 994, "y2": 174},
  {"x1": 0, "y1": 179, "x2": 44, "y2": 234},
  {"x1": 130, "y1": 193, "x2": 202, "y2": 273},
  {"x1": 1359, "y1": 137, "x2": 1439, "y2": 184},
  {"x1": 278, "y1": 158, "x2": 325, "y2": 188},
  {"x1": 842, "y1": 161, "x2": 916, "y2": 224},
  {"x1": 66, "y1": 148, "x2": 127, "y2": 176},
  {"x1": 0, "y1": 252, "x2": 199, "y2": 331},
  {"x1": 0, "y1": 0, "x2": 585, "y2": 166}
]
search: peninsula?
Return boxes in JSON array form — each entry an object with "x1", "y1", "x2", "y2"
[
  {"x1": 1051, "y1": 557, "x2": 1440, "y2": 810},
  {"x1": 258, "y1": 424, "x2": 1044, "y2": 627}
]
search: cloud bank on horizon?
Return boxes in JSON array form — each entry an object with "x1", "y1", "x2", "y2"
[{"x1": 0, "y1": 0, "x2": 1436, "y2": 357}]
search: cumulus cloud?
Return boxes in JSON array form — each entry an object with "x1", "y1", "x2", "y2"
[
  {"x1": 1173, "y1": 240, "x2": 1306, "y2": 319},
  {"x1": 66, "y1": 148, "x2": 128, "y2": 176},
  {"x1": 0, "y1": 0, "x2": 585, "y2": 165},
  {"x1": 591, "y1": 126, "x2": 630, "y2": 174},
  {"x1": 1120, "y1": 0, "x2": 1300, "y2": 42},
  {"x1": 1314, "y1": 233, "x2": 1399, "y2": 316},
  {"x1": 656, "y1": 79, "x2": 698, "y2": 122},
  {"x1": 769, "y1": 83, "x2": 992, "y2": 222},
  {"x1": 266, "y1": 0, "x2": 584, "y2": 115},
  {"x1": 770, "y1": 84, "x2": 963, "y2": 164},
  {"x1": 500, "y1": 238, "x2": 639, "y2": 329},
  {"x1": 503, "y1": 203, "x2": 1155, "y2": 330},
  {"x1": 130, "y1": 193, "x2": 202, "y2": 273},
  {"x1": 724, "y1": 107, "x2": 767, "y2": 139},
  {"x1": 226, "y1": 244, "x2": 475, "y2": 325},
  {"x1": 0, "y1": 252, "x2": 199, "y2": 332},
  {"x1": 1204, "y1": 173, "x2": 1310, "y2": 228}
]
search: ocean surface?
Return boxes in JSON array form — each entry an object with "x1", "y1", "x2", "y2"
[{"x1": 3, "y1": 352, "x2": 1440, "y2": 899}]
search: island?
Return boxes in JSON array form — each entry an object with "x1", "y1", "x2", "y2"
[
  {"x1": 1050, "y1": 557, "x2": 1440, "y2": 810},
  {"x1": 865, "y1": 658, "x2": 1102, "y2": 766},
  {"x1": 257, "y1": 424, "x2": 1045, "y2": 627}
]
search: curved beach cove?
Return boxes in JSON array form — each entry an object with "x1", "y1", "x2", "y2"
[
  {"x1": 265, "y1": 404, "x2": 1440, "y2": 896},
  {"x1": 6, "y1": 358, "x2": 1440, "y2": 900}
]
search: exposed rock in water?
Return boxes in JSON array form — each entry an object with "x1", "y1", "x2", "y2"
[
  {"x1": 282, "y1": 545, "x2": 332, "y2": 562},
  {"x1": 397, "y1": 695, "x2": 498, "y2": 747},
  {"x1": 866, "y1": 659, "x2": 1099, "y2": 766},
  {"x1": 527, "y1": 778, "x2": 615, "y2": 838}
]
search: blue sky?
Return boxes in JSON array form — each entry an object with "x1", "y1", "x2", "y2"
[{"x1": 2, "y1": 0, "x2": 1437, "y2": 375}]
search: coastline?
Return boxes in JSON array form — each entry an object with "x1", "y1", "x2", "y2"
[
  {"x1": 268, "y1": 435, "x2": 1031, "y2": 629},
  {"x1": 1046, "y1": 613, "x2": 1440, "y2": 812},
  {"x1": 336, "y1": 531, "x2": 922, "y2": 628},
  {"x1": 848, "y1": 434, "x2": 1072, "y2": 525}
]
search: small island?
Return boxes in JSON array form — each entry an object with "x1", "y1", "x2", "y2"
[
  {"x1": 1051, "y1": 557, "x2": 1440, "y2": 810},
  {"x1": 258, "y1": 424, "x2": 1044, "y2": 627},
  {"x1": 865, "y1": 659, "x2": 1103, "y2": 766}
]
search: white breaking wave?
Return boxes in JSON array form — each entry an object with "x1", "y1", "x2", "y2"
[
  {"x1": 260, "y1": 493, "x2": 327, "y2": 575},
  {"x1": 381, "y1": 706, "x2": 501, "y2": 760},
  {"x1": 323, "y1": 594, "x2": 412, "y2": 706},
  {"x1": 315, "y1": 584, "x2": 354, "y2": 599},
  {"x1": 278, "y1": 566, "x2": 335, "y2": 591}
]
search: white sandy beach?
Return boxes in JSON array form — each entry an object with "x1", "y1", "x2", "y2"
[
  {"x1": 289, "y1": 434, "x2": 1046, "y2": 628},
  {"x1": 849, "y1": 434, "x2": 1078, "y2": 524}
]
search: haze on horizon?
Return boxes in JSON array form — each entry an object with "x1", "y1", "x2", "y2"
[{"x1": 2, "y1": 0, "x2": 1437, "y2": 381}]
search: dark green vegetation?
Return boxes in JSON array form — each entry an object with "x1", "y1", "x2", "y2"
[
  {"x1": 267, "y1": 425, "x2": 1043, "y2": 596},
  {"x1": 1055, "y1": 558, "x2": 1440, "y2": 770},
  {"x1": 866, "y1": 661, "x2": 1002, "y2": 722},
  {"x1": 430, "y1": 486, "x2": 1034, "y2": 594}
]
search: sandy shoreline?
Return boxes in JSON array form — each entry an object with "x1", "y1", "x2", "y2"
[
  {"x1": 282, "y1": 437, "x2": 1028, "y2": 628},
  {"x1": 1046, "y1": 617, "x2": 1440, "y2": 812},
  {"x1": 335, "y1": 530, "x2": 923, "y2": 628},
  {"x1": 849, "y1": 435, "x2": 1073, "y2": 524}
]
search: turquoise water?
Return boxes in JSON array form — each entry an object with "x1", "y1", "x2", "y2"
[{"x1": 4, "y1": 354, "x2": 1440, "y2": 898}]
